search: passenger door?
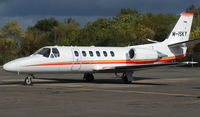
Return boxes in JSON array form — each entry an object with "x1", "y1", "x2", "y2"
[{"x1": 71, "y1": 49, "x2": 81, "y2": 71}]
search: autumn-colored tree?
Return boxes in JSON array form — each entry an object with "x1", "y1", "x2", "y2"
[
  {"x1": 135, "y1": 24, "x2": 155, "y2": 44},
  {"x1": 186, "y1": 5, "x2": 200, "y2": 17},
  {"x1": 52, "y1": 18, "x2": 80, "y2": 46},
  {"x1": 0, "y1": 38, "x2": 18, "y2": 56},
  {"x1": 1, "y1": 20, "x2": 25, "y2": 44},
  {"x1": 34, "y1": 18, "x2": 60, "y2": 32},
  {"x1": 137, "y1": 13, "x2": 178, "y2": 42},
  {"x1": 21, "y1": 29, "x2": 49, "y2": 56},
  {"x1": 189, "y1": 27, "x2": 200, "y2": 53}
]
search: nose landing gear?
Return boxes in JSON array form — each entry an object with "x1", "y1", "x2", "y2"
[{"x1": 24, "y1": 74, "x2": 35, "y2": 85}]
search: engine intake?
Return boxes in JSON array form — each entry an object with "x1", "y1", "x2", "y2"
[{"x1": 129, "y1": 48, "x2": 166, "y2": 61}]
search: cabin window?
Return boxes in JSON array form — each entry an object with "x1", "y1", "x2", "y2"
[
  {"x1": 82, "y1": 51, "x2": 86, "y2": 57},
  {"x1": 96, "y1": 51, "x2": 100, "y2": 57},
  {"x1": 34, "y1": 48, "x2": 51, "y2": 58},
  {"x1": 129, "y1": 49, "x2": 135, "y2": 59},
  {"x1": 89, "y1": 51, "x2": 93, "y2": 57},
  {"x1": 74, "y1": 51, "x2": 79, "y2": 57},
  {"x1": 52, "y1": 48, "x2": 60, "y2": 57},
  {"x1": 110, "y1": 51, "x2": 115, "y2": 57},
  {"x1": 103, "y1": 51, "x2": 107, "y2": 57}
]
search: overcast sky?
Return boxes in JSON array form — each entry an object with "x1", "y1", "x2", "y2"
[{"x1": 0, "y1": 0, "x2": 199, "y2": 29}]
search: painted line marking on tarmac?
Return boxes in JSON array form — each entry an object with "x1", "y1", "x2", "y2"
[
  {"x1": 0, "y1": 85, "x2": 19, "y2": 87},
  {"x1": 0, "y1": 83, "x2": 199, "y2": 98},
  {"x1": 81, "y1": 88, "x2": 200, "y2": 98}
]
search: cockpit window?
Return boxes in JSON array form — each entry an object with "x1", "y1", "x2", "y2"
[
  {"x1": 52, "y1": 48, "x2": 60, "y2": 57},
  {"x1": 34, "y1": 47, "x2": 60, "y2": 58},
  {"x1": 34, "y1": 48, "x2": 51, "y2": 57}
]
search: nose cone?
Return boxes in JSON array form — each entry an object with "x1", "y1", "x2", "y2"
[
  {"x1": 3, "y1": 62, "x2": 18, "y2": 72},
  {"x1": 3, "y1": 56, "x2": 40, "y2": 73}
]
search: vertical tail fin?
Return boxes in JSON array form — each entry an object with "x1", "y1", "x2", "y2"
[
  {"x1": 162, "y1": 13, "x2": 194, "y2": 57},
  {"x1": 164, "y1": 13, "x2": 194, "y2": 45}
]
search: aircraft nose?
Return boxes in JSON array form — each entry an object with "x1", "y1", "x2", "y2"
[{"x1": 3, "y1": 62, "x2": 17, "y2": 72}]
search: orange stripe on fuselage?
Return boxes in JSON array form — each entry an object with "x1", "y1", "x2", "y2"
[{"x1": 24, "y1": 54, "x2": 186, "y2": 67}]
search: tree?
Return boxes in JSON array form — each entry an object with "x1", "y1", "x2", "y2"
[
  {"x1": 191, "y1": 27, "x2": 200, "y2": 39},
  {"x1": 135, "y1": 24, "x2": 155, "y2": 44},
  {"x1": 53, "y1": 18, "x2": 80, "y2": 45},
  {"x1": 27, "y1": 17, "x2": 60, "y2": 45},
  {"x1": 34, "y1": 18, "x2": 60, "y2": 32},
  {"x1": 78, "y1": 18, "x2": 112, "y2": 46},
  {"x1": 0, "y1": 38, "x2": 19, "y2": 64},
  {"x1": 0, "y1": 38, "x2": 18, "y2": 56},
  {"x1": 64, "y1": 18, "x2": 80, "y2": 26},
  {"x1": 186, "y1": 5, "x2": 200, "y2": 17},
  {"x1": 78, "y1": 13, "x2": 140, "y2": 47},
  {"x1": 190, "y1": 27, "x2": 200, "y2": 53},
  {"x1": 118, "y1": 8, "x2": 138, "y2": 16},
  {"x1": 1, "y1": 20, "x2": 25, "y2": 44},
  {"x1": 52, "y1": 23, "x2": 80, "y2": 46},
  {"x1": 138, "y1": 13, "x2": 177, "y2": 41},
  {"x1": 20, "y1": 29, "x2": 49, "y2": 56}
]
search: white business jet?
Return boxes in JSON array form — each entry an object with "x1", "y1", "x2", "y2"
[{"x1": 3, "y1": 12, "x2": 200, "y2": 85}]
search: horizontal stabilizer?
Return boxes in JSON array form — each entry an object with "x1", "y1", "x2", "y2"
[
  {"x1": 147, "y1": 39, "x2": 160, "y2": 43},
  {"x1": 182, "y1": 61, "x2": 198, "y2": 65},
  {"x1": 168, "y1": 38, "x2": 200, "y2": 48}
]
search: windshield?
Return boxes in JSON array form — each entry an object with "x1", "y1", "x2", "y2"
[
  {"x1": 52, "y1": 48, "x2": 60, "y2": 57},
  {"x1": 34, "y1": 48, "x2": 51, "y2": 57}
]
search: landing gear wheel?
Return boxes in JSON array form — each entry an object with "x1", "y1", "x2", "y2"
[
  {"x1": 115, "y1": 72, "x2": 123, "y2": 77},
  {"x1": 122, "y1": 73, "x2": 132, "y2": 84},
  {"x1": 83, "y1": 73, "x2": 94, "y2": 82},
  {"x1": 122, "y1": 76, "x2": 132, "y2": 84},
  {"x1": 24, "y1": 76, "x2": 33, "y2": 85}
]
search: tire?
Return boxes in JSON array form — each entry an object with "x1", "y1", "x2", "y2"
[
  {"x1": 122, "y1": 76, "x2": 132, "y2": 84},
  {"x1": 24, "y1": 76, "x2": 33, "y2": 85},
  {"x1": 84, "y1": 73, "x2": 94, "y2": 82}
]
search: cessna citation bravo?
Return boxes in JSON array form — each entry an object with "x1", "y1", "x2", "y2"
[{"x1": 3, "y1": 12, "x2": 200, "y2": 85}]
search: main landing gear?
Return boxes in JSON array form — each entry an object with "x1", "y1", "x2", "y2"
[
  {"x1": 24, "y1": 74, "x2": 35, "y2": 85},
  {"x1": 83, "y1": 73, "x2": 94, "y2": 82},
  {"x1": 121, "y1": 71, "x2": 135, "y2": 84}
]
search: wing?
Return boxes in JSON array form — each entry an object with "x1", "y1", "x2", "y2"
[{"x1": 93, "y1": 62, "x2": 195, "y2": 73}]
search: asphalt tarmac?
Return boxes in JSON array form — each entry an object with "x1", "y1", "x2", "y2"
[{"x1": 0, "y1": 66, "x2": 200, "y2": 117}]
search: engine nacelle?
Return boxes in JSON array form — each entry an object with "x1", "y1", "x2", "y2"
[{"x1": 129, "y1": 48, "x2": 165, "y2": 61}]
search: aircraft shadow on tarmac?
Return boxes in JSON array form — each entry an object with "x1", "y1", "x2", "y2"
[{"x1": 0, "y1": 77, "x2": 169, "y2": 86}]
